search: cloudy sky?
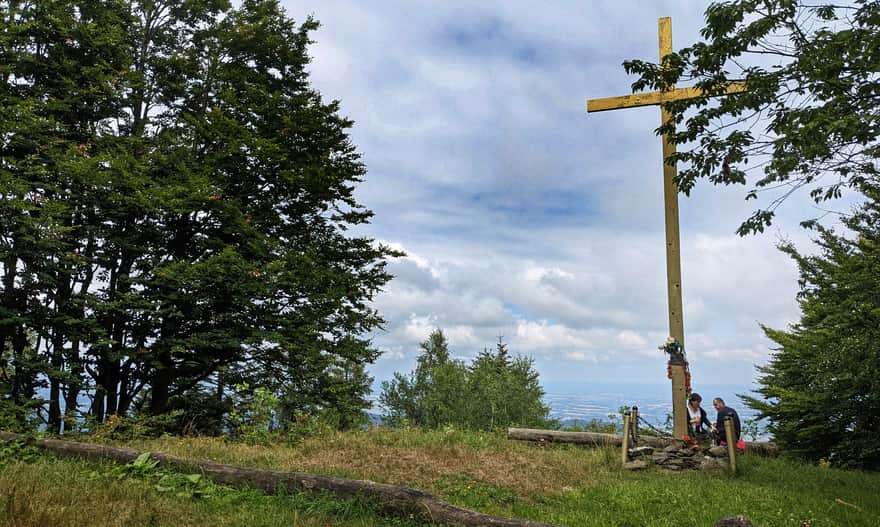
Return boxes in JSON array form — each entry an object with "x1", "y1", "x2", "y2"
[{"x1": 280, "y1": 0, "x2": 837, "y2": 394}]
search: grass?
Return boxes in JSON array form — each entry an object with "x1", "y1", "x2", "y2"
[
  {"x1": 117, "y1": 426, "x2": 620, "y2": 497},
  {"x1": 0, "y1": 442, "x2": 423, "y2": 527},
  {"x1": 3, "y1": 427, "x2": 880, "y2": 526}
]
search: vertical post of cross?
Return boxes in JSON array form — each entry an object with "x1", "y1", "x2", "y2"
[
  {"x1": 658, "y1": 17, "x2": 688, "y2": 440},
  {"x1": 586, "y1": 18, "x2": 747, "y2": 442}
]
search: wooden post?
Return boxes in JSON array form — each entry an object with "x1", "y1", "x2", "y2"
[
  {"x1": 631, "y1": 406, "x2": 640, "y2": 444},
  {"x1": 621, "y1": 410, "x2": 632, "y2": 465},
  {"x1": 658, "y1": 18, "x2": 688, "y2": 440},
  {"x1": 725, "y1": 416, "x2": 737, "y2": 473},
  {"x1": 657, "y1": 18, "x2": 685, "y2": 359},
  {"x1": 669, "y1": 363, "x2": 687, "y2": 437}
]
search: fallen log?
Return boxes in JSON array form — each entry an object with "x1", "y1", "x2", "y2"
[
  {"x1": 738, "y1": 440, "x2": 779, "y2": 457},
  {"x1": 507, "y1": 428, "x2": 667, "y2": 448},
  {"x1": 0, "y1": 431, "x2": 559, "y2": 527},
  {"x1": 507, "y1": 428, "x2": 779, "y2": 456}
]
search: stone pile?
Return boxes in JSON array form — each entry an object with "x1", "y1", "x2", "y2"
[{"x1": 623, "y1": 443, "x2": 729, "y2": 471}]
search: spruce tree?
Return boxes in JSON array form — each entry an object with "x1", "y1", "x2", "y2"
[{"x1": 745, "y1": 185, "x2": 880, "y2": 469}]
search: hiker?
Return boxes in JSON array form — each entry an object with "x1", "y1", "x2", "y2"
[
  {"x1": 686, "y1": 392, "x2": 712, "y2": 439},
  {"x1": 710, "y1": 397, "x2": 741, "y2": 445}
]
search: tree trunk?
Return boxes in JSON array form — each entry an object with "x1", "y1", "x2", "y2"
[
  {"x1": 149, "y1": 353, "x2": 172, "y2": 415},
  {"x1": 0, "y1": 432, "x2": 560, "y2": 527},
  {"x1": 47, "y1": 378, "x2": 62, "y2": 434},
  {"x1": 105, "y1": 359, "x2": 120, "y2": 416},
  {"x1": 46, "y1": 328, "x2": 68, "y2": 432}
]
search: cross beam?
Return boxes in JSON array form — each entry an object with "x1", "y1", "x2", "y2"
[
  {"x1": 587, "y1": 84, "x2": 746, "y2": 113},
  {"x1": 586, "y1": 17, "x2": 745, "y2": 438}
]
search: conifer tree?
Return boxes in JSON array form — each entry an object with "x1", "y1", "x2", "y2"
[
  {"x1": 745, "y1": 184, "x2": 880, "y2": 469},
  {"x1": 380, "y1": 330, "x2": 553, "y2": 430}
]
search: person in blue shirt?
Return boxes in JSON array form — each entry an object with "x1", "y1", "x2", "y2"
[{"x1": 710, "y1": 397, "x2": 742, "y2": 445}]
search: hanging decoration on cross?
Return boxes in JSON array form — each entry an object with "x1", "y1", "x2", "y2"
[{"x1": 660, "y1": 337, "x2": 692, "y2": 397}]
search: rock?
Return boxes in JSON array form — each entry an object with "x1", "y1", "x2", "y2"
[
  {"x1": 623, "y1": 460, "x2": 648, "y2": 471},
  {"x1": 707, "y1": 446, "x2": 727, "y2": 457},
  {"x1": 622, "y1": 441, "x2": 744, "y2": 473},
  {"x1": 701, "y1": 457, "x2": 727, "y2": 470},
  {"x1": 629, "y1": 446, "x2": 654, "y2": 458},
  {"x1": 651, "y1": 453, "x2": 671, "y2": 463},
  {"x1": 714, "y1": 516, "x2": 753, "y2": 527}
]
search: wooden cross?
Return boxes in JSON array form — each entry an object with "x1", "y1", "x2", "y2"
[{"x1": 586, "y1": 17, "x2": 745, "y2": 438}]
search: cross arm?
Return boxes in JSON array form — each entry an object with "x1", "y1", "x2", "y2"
[{"x1": 586, "y1": 82, "x2": 747, "y2": 113}]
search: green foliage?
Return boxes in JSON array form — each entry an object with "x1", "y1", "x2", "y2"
[
  {"x1": 0, "y1": 440, "x2": 40, "y2": 468},
  {"x1": 0, "y1": 340, "x2": 43, "y2": 433},
  {"x1": 110, "y1": 451, "x2": 160, "y2": 479},
  {"x1": 228, "y1": 383, "x2": 280, "y2": 444},
  {"x1": 745, "y1": 185, "x2": 880, "y2": 469},
  {"x1": 379, "y1": 330, "x2": 554, "y2": 430},
  {"x1": 279, "y1": 411, "x2": 339, "y2": 445},
  {"x1": 154, "y1": 472, "x2": 216, "y2": 500},
  {"x1": 467, "y1": 339, "x2": 554, "y2": 430},
  {"x1": 740, "y1": 417, "x2": 763, "y2": 442},
  {"x1": 277, "y1": 342, "x2": 377, "y2": 431},
  {"x1": 107, "y1": 451, "x2": 219, "y2": 499},
  {"x1": 85, "y1": 411, "x2": 183, "y2": 442},
  {"x1": 165, "y1": 389, "x2": 232, "y2": 437},
  {"x1": 0, "y1": 0, "x2": 400, "y2": 433},
  {"x1": 624, "y1": 1, "x2": 880, "y2": 235}
]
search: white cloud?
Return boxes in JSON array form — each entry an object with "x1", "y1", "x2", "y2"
[{"x1": 281, "y1": 0, "x2": 822, "y2": 392}]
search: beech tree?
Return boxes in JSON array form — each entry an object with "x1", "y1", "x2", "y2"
[
  {"x1": 625, "y1": 0, "x2": 880, "y2": 234},
  {"x1": 0, "y1": 0, "x2": 398, "y2": 433}
]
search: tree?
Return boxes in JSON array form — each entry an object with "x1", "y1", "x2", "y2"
[
  {"x1": 743, "y1": 184, "x2": 880, "y2": 469},
  {"x1": 624, "y1": 1, "x2": 880, "y2": 234},
  {"x1": 379, "y1": 329, "x2": 469, "y2": 427},
  {"x1": 379, "y1": 330, "x2": 553, "y2": 430},
  {"x1": 467, "y1": 337, "x2": 553, "y2": 430},
  {"x1": 0, "y1": 0, "x2": 399, "y2": 433}
]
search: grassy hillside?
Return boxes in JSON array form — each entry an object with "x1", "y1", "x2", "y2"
[{"x1": 2, "y1": 427, "x2": 879, "y2": 526}]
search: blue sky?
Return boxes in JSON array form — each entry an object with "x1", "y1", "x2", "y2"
[{"x1": 281, "y1": 0, "x2": 842, "y2": 395}]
